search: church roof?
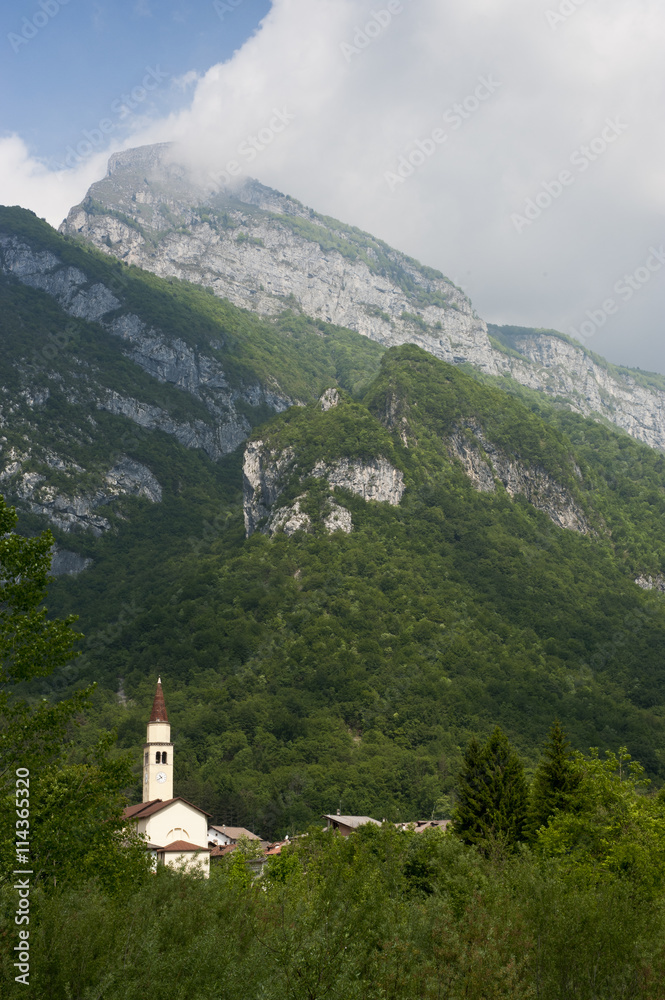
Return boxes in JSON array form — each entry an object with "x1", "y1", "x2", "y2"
[
  {"x1": 124, "y1": 800, "x2": 163, "y2": 819},
  {"x1": 123, "y1": 797, "x2": 212, "y2": 820},
  {"x1": 160, "y1": 840, "x2": 211, "y2": 853},
  {"x1": 149, "y1": 677, "x2": 169, "y2": 723}
]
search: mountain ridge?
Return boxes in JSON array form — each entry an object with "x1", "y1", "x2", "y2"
[{"x1": 58, "y1": 143, "x2": 665, "y2": 452}]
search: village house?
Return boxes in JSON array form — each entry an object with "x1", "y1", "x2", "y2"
[
  {"x1": 322, "y1": 812, "x2": 382, "y2": 836},
  {"x1": 323, "y1": 813, "x2": 451, "y2": 836},
  {"x1": 207, "y1": 824, "x2": 262, "y2": 847}
]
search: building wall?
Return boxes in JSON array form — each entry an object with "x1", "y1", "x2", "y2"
[
  {"x1": 207, "y1": 827, "x2": 233, "y2": 845},
  {"x1": 161, "y1": 851, "x2": 210, "y2": 876},
  {"x1": 135, "y1": 801, "x2": 208, "y2": 849},
  {"x1": 143, "y1": 721, "x2": 173, "y2": 801}
]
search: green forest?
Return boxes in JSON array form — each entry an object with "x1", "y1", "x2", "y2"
[
  {"x1": 1, "y1": 209, "x2": 665, "y2": 835},
  {"x1": 2, "y1": 206, "x2": 665, "y2": 995},
  {"x1": 2, "y1": 513, "x2": 665, "y2": 998}
]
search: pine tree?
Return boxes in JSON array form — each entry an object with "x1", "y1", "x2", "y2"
[
  {"x1": 527, "y1": 719, "x2": 581, "y2": 839},
  {"x1": 453, "y1": 737, "x2": 486, "y2": 847},
  {"x1": 454, "y1": 727, "x2": 528, "y2": 851}
]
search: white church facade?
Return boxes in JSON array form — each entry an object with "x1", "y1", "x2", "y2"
[{"x1": 123, "y1": 678, "x2": 211, "y2": 875}]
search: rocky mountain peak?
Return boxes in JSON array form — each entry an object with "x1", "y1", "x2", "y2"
[{"x1": 58, "y1": 143, "x2": 665, "y2": 454}]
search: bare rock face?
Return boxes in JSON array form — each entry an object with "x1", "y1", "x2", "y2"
[
  {"x1": 105, "y1": 457, "x2": 163, "y2": 503},
  {"x1": 311, "y1": 457, "x2": 405, "y2": 506},
  {"x1": 319, "y1": 388, "x2": 341, "y2": 412},
  {"x1": 448, "y1": 422, "x2": 590, "y2": 533},
  {"x1": 635, "y1": 574, "x2": 665, "y2": 593},
  {"x1": 323, "y1": 501, "x2": 353, "y2": 533},
  {"x1": 267, "y1": 496, "x2": 353, "y2": 536},
  {"x1": 0, "y1": 445, "x2": 162, "y2": 536},
  {"x1": 494, "y1": 331, "x2": 665, "y2": 453},
  {"x1": 50, "y1": 548, "x2": 93, "y2": 576},
  {"x1": 59, "y1": 145, "x2": 498, "y2": 376},
  {"x1": 242, "y1": 438, "x2": 402, "y2": 537},
  {"x1": 242, "y1": 440, "x2": 296, "y2": 536},
  {"x1": 0, "y1": 234, "x2": 291, "y2": 463},
  {"x1": 58, "y1": 144, "x2": 665, "y2": 454},
  {"x1": 268, "y1": 496, "x2": 312, "y2": 536}
]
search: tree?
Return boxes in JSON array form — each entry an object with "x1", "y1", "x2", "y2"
[
  {"x1": 454, "y1": 727, "x2": 528, "y2": 851},
  {"x1": 0, "y1": 495, "x2": 85, "y2": 880},
  {"x1": 0, "y1": 494, "x2": 150, "y2": 892},
  {"x1": 452, "y1": 736, "x2": 485, "y2": 847},
  {"x1": 0, "y1": 495, "x2": 84, "y2": 755},
  {"x1": 537, "y1": 746, "x2": 665, "y2": 896},
  {"x1": 527, "y1": 719, "x2": 581, "y2": 839}
]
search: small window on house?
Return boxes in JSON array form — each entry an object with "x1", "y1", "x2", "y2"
[
  {"x1": 162, "y1": 752, "x2": 167, "y2": 764},
  {"x1": 144, "y1": 752, "x2": 148, "y2": 765},
  {"x1": 155, "y1": 752, "x2": 160, "y2": 764}
]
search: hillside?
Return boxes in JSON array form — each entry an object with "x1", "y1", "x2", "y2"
[
  {"x1": 60, "y1": 143, "x2": 665, "y2": 451},
  {"x1": 2, "y1": 206, "x2": 665, "y2": 837}
]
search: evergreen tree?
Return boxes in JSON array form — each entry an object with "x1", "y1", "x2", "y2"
[
  {"x1": 454, "y1": 727, "x2": 528, "y2": 851},
  {"x1": 527, "y1": 719, "x2": 581, "y2": 839},
  {"x1": 452, "y1": 737, "x2": 486, "y2": 848}
]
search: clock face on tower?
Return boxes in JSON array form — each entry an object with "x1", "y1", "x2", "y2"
[{"x1": 156, "y1": 771, "x2": 167, "y2": 783}]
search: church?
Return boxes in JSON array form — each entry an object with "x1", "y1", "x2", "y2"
[{"x1": 123, "y1": 678, "x2": 212, "y2": 875}]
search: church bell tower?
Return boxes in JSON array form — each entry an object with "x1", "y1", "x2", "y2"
[{"x1": 143, "y1": 677, "x2": 173, "y2": 802}]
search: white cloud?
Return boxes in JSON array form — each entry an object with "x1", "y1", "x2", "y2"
[
  {"x1": 174, "y1": 70, "x2": 200, "y2": 91},
  {"x1": 0, "y1": 135, "x2": 111, "y2": 227},
  {"x1": 3, "y1": 0, "x2": 665, "y2": 371}
]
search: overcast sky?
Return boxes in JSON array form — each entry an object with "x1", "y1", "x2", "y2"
[{"x1": 2, "y1": 0, "x2": 664, "y2": 374}]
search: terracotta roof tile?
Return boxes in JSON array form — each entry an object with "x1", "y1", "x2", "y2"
[
  {"x1": 149, "y1": 677, "x2": 169, "y2": 723},
  {"x1": 159, "y1": 840, "x2": 210, "y2": 853},
  {"x1": 210, "y1": 844, "x2": 236, "y2": 857},
  {"x1": 123, "y1": 797, "x2": 212, "y2": 820},
  {"x1": 123, "y1": 800, "x2": 163, "y2": 820}
]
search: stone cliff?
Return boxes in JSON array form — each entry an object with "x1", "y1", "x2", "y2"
[
  {"x1": 448, "y1": 422, "x2": 590, "y2": 534},
  {"x1": 60, "y1": 145, "x2": 497, "y2": 374},
  {"x1": 241, "y1": 391, "x2": 406, "y2": 538},
  {"x1": 60, "y1": 144, "x2": 665, "y2": 453},
  {"x1": 0, "y1": 233, "x2": 290, "y2": 463},
  {"x1": 491, "y1": 327, "x2": 665, "y2": 453}
]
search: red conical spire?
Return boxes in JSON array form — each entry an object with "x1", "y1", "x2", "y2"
[{"x1": 149, "y1": 676, "x2": 169, "y2": 723}]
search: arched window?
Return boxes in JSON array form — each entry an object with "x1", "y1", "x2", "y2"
[
  {"x1": 155, "y1": 751, "x2": 160, "y2": 764},
  {"x1": 162, "y1": 752, "x2": 167, "y2": 764}
]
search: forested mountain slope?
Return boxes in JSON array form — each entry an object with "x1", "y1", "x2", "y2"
[{"x1": 2, "y1": 206, "x2": 665, "y2": 837}]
